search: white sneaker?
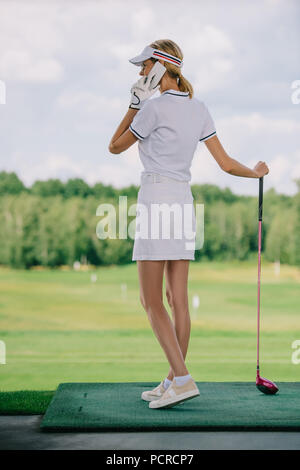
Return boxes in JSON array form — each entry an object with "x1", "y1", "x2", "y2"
[
  {"x1": 149, "y1": 377, "x2": 200, "y2": 409},
  {"x1": 141, "y1": 380, "x2": 169, "y2": 402}
]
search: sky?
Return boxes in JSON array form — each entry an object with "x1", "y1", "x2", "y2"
[{"x1": 0, "y1": 0, "x2": 299, "y2": 196}]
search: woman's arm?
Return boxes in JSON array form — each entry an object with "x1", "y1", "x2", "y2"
[
  {"x1": 108, "y1": 108, "x2": 139, "y2": 154},
  {"x1": 204, "y1": 135, "x2": 269, "y2": 178}
]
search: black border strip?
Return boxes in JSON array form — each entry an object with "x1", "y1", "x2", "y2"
[
  {"x1": 129, "y1": 125, "x2": 145, "y2": 140},
  {"x1": 199, "y1": 131, "x2": 216, "y2": 141}
]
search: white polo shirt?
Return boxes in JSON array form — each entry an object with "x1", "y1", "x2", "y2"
[{"x1": 129, "y1": 89, "x2": 216, "y2": 182}]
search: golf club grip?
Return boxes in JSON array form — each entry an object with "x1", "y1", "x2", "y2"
[{"x1": 259, "y1": 177, "x2": 263, "y2": 221}]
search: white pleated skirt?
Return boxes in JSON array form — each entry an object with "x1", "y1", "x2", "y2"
[{"x1": 132, "y1": 172, "x2": 196, "y2": 261}]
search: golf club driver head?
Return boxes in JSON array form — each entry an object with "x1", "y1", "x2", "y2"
[{"x1": 256, "y1": 375, "x2": 279, "y2": 395}]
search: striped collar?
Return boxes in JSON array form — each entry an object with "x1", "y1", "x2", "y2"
[{"x1": 161, "y1": 89, "x2": 189, "y2": 97}]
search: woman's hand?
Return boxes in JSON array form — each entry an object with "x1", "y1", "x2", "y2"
[
  {"x1": 129, "y1": 76, "x2": 158, "y2": 110},
  {"x1": 253, "y1": 161, "x2": 270, "y2": 178},
  {"x1": 129, "y1": 62, "x2": 166, "y2": 109}
]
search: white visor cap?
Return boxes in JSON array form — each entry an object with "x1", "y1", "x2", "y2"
[{"x1": 129, "y1": 45, "x2": 183, "y2": 68}]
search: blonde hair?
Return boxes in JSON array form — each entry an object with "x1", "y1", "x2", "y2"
[{"x1": 149, "y1": 39, "x2": 193, "y2": 99}]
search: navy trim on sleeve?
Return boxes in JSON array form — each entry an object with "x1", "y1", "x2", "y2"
[
  {"x1": 129, "y1": 125, "x2": 145, "y2": 140},
  {"x1": 199, "y1": 131, "x2": 216, "y2": 142}
]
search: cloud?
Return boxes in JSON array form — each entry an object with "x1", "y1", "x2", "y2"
[
  {"x1": 187, "y1": 27, "x2": 234, "y2": 92},
  {"x1": 189, "y1": 112, "x2": 300, "y2": 195},
  {"x1": 184, "y1": 24, "x2": 234, "y2": 57},
  {"x1": 0, "y1": 2, "x2": 64, "y2": 82},
  {"x1": 7, "y1": 145, "x2": 144, "y2": 189},
  {"x1": 56, "y1": 89, "x2": 124, "y2": 115},
  {"x1": 227, "y1": 113, "x2": 300, "y2": 134},
  {"x1": 2, "y1": 52, "x2": 63, "y2": 82},
  {"x1": 0, "y1": 0, "x2": 299, "y2": 196},
  {"x1": 7, "y1": 152, "x2": 84, "y2": 186},
  {"x1": 216, "y1": 112, "x2": 300, "y2": 153},
  {"x1": 131, "y1": 7, "x2": 155, "y2": 35},
  {"x1": 267, "y1": 151, "x2": 300, "y2": 194}
]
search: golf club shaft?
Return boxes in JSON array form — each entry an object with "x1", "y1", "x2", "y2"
[{"x1": 257, "y1": 177, "x2": 264, "y2": 377}]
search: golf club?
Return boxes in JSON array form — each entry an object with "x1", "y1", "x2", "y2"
[{"x1": 256, "y1": 176, "x2": 279, "y2": 395}]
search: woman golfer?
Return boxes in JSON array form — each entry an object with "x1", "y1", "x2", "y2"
[{"x1": 109, "y1": 39, "x2": 269, "y2": 409}]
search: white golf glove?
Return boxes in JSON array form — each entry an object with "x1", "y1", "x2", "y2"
[
  {"x1": 129, "y1": 62, "x2": 166, "y2": 110},
  {"x1": 129, "y1": 76, "x2": 158, "y2": 109}
]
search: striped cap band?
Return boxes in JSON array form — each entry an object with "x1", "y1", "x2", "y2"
[
  {"x1": 129, "y1": 45, "x2": 183, "y2": 68},
  {"x1": 152, "y1": 49, "x2": 182, "y2": 67}
]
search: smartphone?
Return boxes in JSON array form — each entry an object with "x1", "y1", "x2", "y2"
[{"x1": 144, "y1": 61, "x2": 167, "y2": 90}]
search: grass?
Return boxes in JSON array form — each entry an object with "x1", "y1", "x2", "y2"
[
  {"x1": 0, "y1": 260, "x2": 299, "y2": 414},
  {"x1": 0, "y1": 391, "x2": 54, "y2": 415}
]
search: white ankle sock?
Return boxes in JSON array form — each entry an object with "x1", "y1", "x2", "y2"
[
  {"x1": 174, "y1": 374, "x2": 191, "y2": 386},
  {"x1": 163, "y1": 378, "x2": 172, "y2": 390}
]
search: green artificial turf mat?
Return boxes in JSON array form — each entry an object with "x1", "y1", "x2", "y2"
[{"x1": 40, "y1": 382, "x2": 300, "y2": 432}]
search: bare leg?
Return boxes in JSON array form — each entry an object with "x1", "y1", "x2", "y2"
[
  {"x1": 137, "y1": 260, "x2": 189, "y2": 377},
  {"x1": 164, "y1": 260, "x2": 191, "y2": 381}
]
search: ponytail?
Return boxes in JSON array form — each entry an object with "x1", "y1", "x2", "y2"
[{"x1": 177, "y1": 73, "x2": 193, "y2": 99}]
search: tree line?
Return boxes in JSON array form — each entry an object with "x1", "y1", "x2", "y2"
[{"x1": 0, "y1": 171, "x2": 299, "y2": 268}]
